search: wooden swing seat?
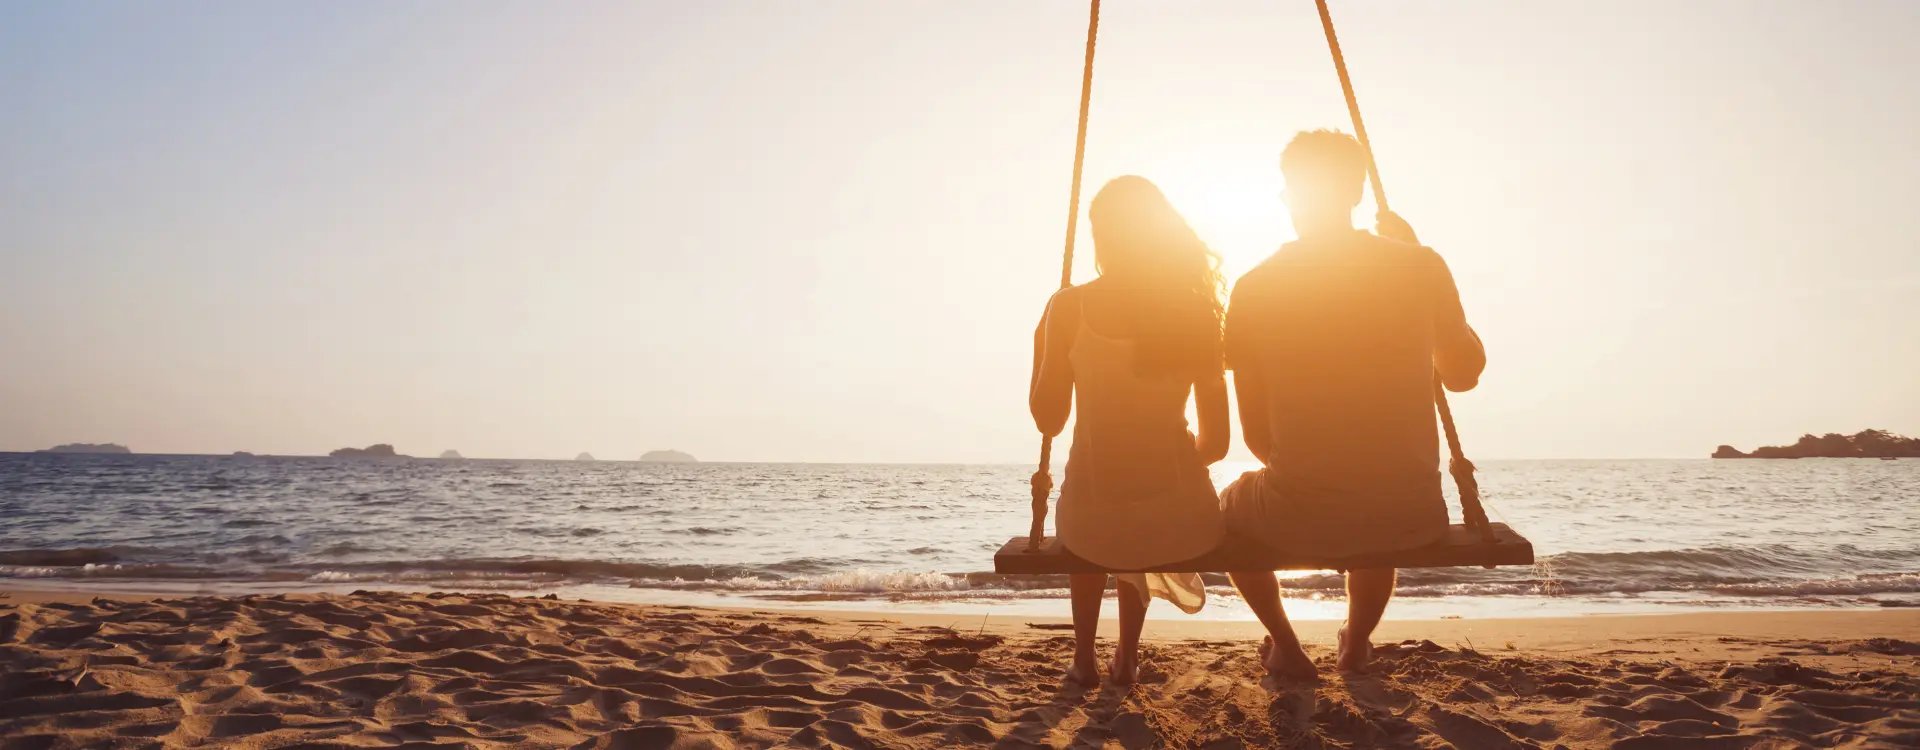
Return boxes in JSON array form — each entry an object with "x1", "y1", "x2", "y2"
[{"x1": 994, "y1": 523, "x2": 1533, "y2": 574}]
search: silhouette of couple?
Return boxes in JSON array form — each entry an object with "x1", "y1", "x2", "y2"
[{"x1": 1028, "y1": 130, "x2": 1486, "y2": 686}]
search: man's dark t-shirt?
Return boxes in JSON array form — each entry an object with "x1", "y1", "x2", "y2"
[{"x1": 1222, "y1": 230, "x2": 1481, "y2": 555}]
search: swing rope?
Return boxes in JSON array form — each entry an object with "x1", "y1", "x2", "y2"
[
  {"x1": 1315, "y1": 0, "x2": 1493, "y2": 542},
  {"x1": 1028, "y1": 0, "x2": 1101, "y2": 551}
]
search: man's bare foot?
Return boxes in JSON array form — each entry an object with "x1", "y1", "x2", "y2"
[
  {"x1": 1067, "y1": 652, "x2": 1100, "y2": 687},
  {"x1": 1336, "y1": 625, "x2": 1373, "y2": 674},
  {"x1": 1110, "y1": 649, "x2": 1139, "y2": 685},
  {"x1": 1258, "y1": 635, "x2": 1318, "y2": 682}
]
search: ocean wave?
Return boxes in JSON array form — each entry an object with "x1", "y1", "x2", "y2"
[
  {"x1": 317, "y1": 541, "x2": 379, "y2": 556},
  {"x1": 0, "y1": 562, "x2": 235, "y2": 580},
  {"x1": 609, "y1": 568, "x2": 1920, "y2": 601},
  {"x1": 4, "y1": 544, "x2": 1917, "y2": 601},
  {"x1": 0, "y1": 546, "x2": 178, "y2": 566},
  {"x1": 760, "y1": 557, "x2": 881, "y2": 575},
  {"x1": 305, "y1": 557, "x2": 768, "y2": 581},
  {"x1": 231, "y1": 534, "x2": 293, "y2": 546},
  {"x1": 0, "y1": 548, "x2": 124, "y2": 566}
]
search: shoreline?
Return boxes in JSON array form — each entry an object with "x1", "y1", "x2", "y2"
[{"x1": 4, "y1": 576, "x2": 1911, "y2": 624}]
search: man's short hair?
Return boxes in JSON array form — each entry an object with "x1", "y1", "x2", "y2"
[{"x1": 1280, "y1": 129, "x2": 1367, "y2": 201}]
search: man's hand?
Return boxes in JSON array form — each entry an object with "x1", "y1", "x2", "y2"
[{"x1": 1375, "y1": 210, "x2": 1419, "y2": 244}]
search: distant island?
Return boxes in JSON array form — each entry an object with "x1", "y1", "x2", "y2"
[
  {"x1": 640, "y1": 449, "x2": 697, "y2": 463},
  {"x1": 39, "y1": 443, "x2": 131, "y2": 454},
  {"x1": 439, "y1": 450, "x2": 464, "y2": 460},
  {"x1": 231, "y1": 451, "x2": 255, "y2": 458},
  {"x1": 1714, "y1": 429, "x2": 1920, "y2": 459},
  {"x1": 330, "y1": 444, "x2": 406, "y2": 459},
  {"x1": 575, "y1": 452, "x2": 596, "y2": 461}
]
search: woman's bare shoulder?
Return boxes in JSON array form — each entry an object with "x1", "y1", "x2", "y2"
[
  {"x1": 1048, "y1": 281, "x2": 1104, "y2": 314},
  {"x1": 1039, "y1": 284, "x2": 1087, "y2": 334}
]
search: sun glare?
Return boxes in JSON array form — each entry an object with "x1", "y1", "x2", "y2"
[{"x1": 1150, "y1": 163, "x2": 1292, "y2": 280}]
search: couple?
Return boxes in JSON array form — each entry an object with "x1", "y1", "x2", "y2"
[{"x1": 1028, "y1": 130, "x2": 1486, "y2": 686}]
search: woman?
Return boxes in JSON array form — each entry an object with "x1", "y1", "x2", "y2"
[{"x1": 1029, "y1": 175, "x2": 1230, "y2": 686}]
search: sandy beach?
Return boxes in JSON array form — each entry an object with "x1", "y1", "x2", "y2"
[{"x1": 3, "y1": 589, "x2": 1916, "y2": 749}]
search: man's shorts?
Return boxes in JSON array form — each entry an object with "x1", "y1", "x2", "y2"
[{"x1": 1218, "y1": 468, "x2": 1449, "y2": 560}]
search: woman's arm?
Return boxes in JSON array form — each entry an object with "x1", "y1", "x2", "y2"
[
  {"x1": 1192, "y1": 372, "x2": 1231, "y2": 464},
  {"x1": 1028, "y1": 289, "x2": 1077, "y2": 437}
]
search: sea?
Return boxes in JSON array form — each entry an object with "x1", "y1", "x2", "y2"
[{"x1": 2, "y1": 453, "x2": 1916, "y2": 621}]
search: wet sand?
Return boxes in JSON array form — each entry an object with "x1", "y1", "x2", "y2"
[{"x1": 3, "y1": 588, "x2": 1916, "y2": 748}]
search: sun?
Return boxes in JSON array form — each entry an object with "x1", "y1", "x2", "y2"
[{"x1": 1149, "y1": 162, "x2": 1293, "y2": 280}]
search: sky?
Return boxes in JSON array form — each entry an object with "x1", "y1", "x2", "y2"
[{"x1": 3, "y1": 1, "x2": 1917, "y2": 462}]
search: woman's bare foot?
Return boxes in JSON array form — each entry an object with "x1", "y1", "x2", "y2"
[
  {"x1": 1109, "y1": 649, "x2": 1139, "y2": 686},
  {"x1": 1067, "y1": 651, "x2": 1100, "y2": 687},
  {"x1": 1259, "y1": 635, "x2": 1318, "y2": 682},
  {"x1": 1336, "y1": 625, "x2": 1373, "y2": 674}
]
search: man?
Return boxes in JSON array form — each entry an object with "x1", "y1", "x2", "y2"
[{"x1": 1220, "y1": 130, "x2": 1485, "y2": 679}]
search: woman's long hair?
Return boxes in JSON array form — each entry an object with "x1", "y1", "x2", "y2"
[{"x1": 1087, "y1": 176, "x2": 1225, "y2": 379}]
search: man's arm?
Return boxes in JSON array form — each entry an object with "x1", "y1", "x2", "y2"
[
  {"x1": 1430, "y1": 252, "x2": 1485, "y2": 392},
  {"x1": 1376, "y1": 211, "x2": 1484, "y2": 390}
]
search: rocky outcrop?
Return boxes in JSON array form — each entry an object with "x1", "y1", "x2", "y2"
[
  {"x1": 39, "y1": 443, "x2": 131, "y2": 454},
  {"x1": 1713, "y1": 429, "x2": 1920, "y2": 459},
  {"x1": 640, "y1": 449, "x2": 697, "y2": 463},
  {"x1": 330, "y1": 444, "x2": 404, "y2": 459},
  {"x1": 439, "y1": 450, "x2": 464, "y2": 460}
]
